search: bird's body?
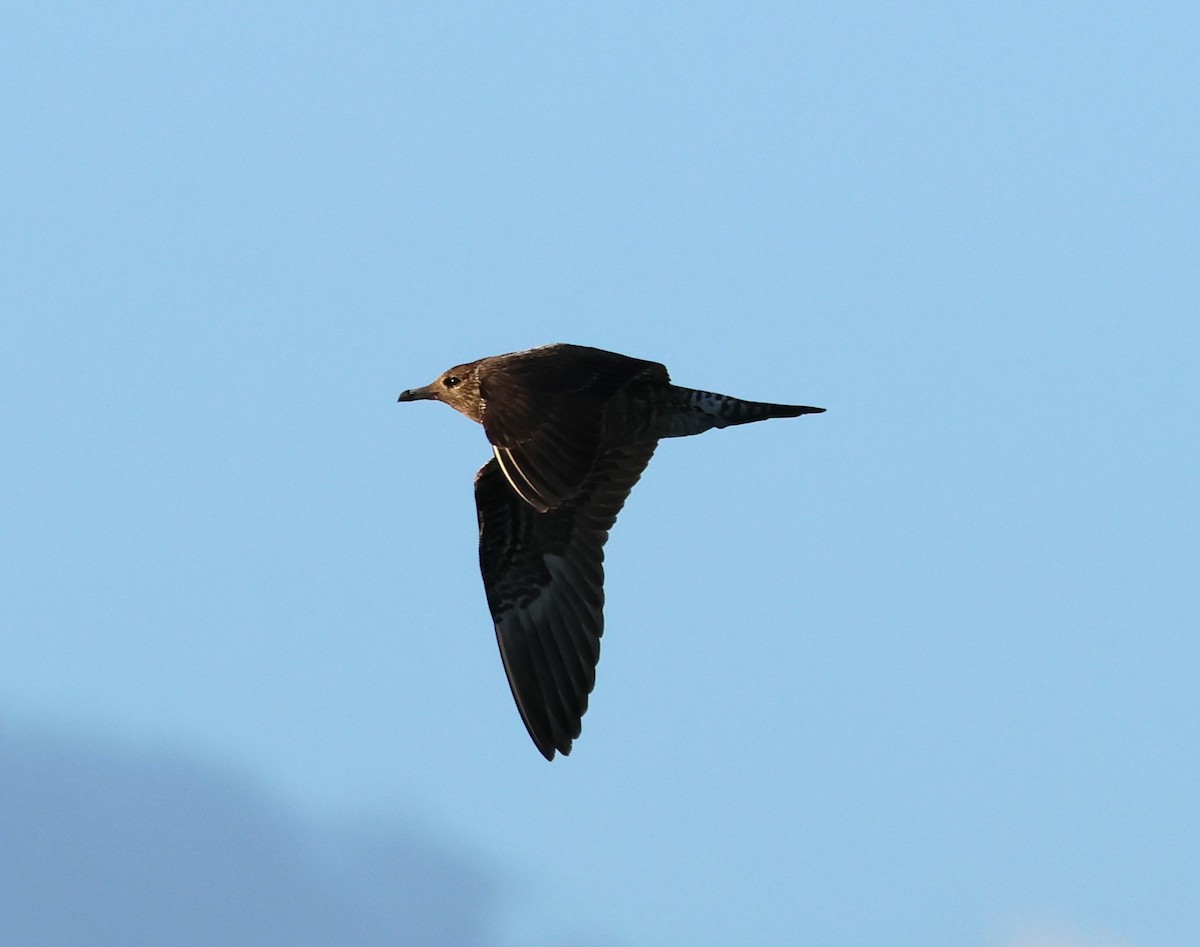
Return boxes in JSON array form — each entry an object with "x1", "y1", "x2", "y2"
[{"x1": 398, "y1": 343, "x2": 823, "y2": 759}]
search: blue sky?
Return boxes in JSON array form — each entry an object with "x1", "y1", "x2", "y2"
[{"x1": 2, "y1": 3, "x2": 1197, "y2": 945}]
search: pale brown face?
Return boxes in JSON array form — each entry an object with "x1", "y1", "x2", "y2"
[{"x1": 397, "y1": 362, "x2": 485, "y2": 422}]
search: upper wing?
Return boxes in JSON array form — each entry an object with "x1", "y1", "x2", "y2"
[
  {"x1": 479, "y1": 345, "x2": 667, "y2": 513},
  {"x1": 473, "y1": 437, "x2": 658, "y2": 760}
]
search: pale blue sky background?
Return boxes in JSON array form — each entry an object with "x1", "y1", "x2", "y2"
[{"x1": 2, "y1": 3, "x2": 1197, "y2": 945}]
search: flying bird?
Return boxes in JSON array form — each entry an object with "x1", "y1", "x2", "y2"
[{"x1": 397, "y1": 343, "x2": 824, "y2": 759}]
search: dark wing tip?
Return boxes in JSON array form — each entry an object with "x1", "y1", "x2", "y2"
[{"x1": 535, "y1": 737, "x2": 569, "y2": 762}]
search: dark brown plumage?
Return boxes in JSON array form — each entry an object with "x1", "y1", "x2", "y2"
[{"x1": 397, "y1": 343, "x2": 824, "y2": 760}]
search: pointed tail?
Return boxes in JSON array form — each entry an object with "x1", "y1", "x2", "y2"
[{"x1": 657, "y1": 386, "x2": 825, "y2": 438}]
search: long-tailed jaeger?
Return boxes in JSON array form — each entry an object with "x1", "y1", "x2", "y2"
[{"x1": 397, "y1": 343, "x2": 824, "y2": 760}]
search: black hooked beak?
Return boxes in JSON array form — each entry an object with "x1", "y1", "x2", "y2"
[{"x1": 397, "y1": 385, "x2": 437, "y2": 403}]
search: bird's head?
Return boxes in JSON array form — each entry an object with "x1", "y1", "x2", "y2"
[{"x1": 397, "y1": 360, "x2": 486, "y2": 422}]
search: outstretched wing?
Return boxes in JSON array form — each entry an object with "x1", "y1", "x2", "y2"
[
  {"x1": 473, "y1": 437, "x2": 658, "y2": 760},
  {"x1": 478, "y1": 344, "x2": 667, "y2": 513}
]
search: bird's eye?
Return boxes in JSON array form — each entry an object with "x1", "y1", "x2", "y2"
[{"x1": 443, "y1": 375, "x2": 461, "y2": 388}]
